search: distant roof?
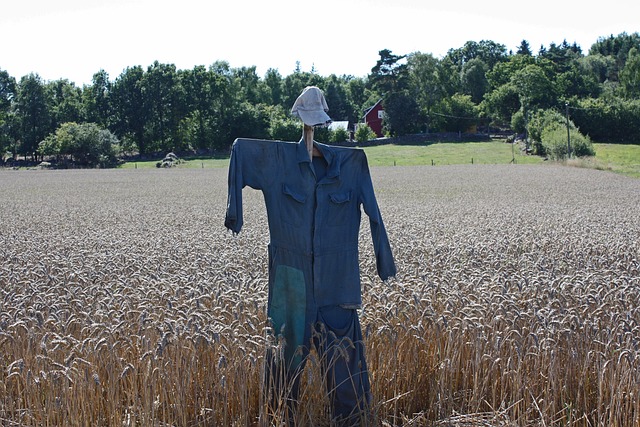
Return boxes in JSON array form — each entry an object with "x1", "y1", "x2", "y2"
[
  {"x1": 363, "y1": 99, "x2": 383, "y2": 118},
  {"x1": 329, "y1": 121, "x2": 349, "y2": 131}
]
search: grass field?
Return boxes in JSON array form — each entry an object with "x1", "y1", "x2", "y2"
[
  {"x1": 361, "y1": 141, "x2": 544, "y2": 167},
  {"x1": 579, "y1": 143, "x2": 640, "y2": 178},
  {"x1": 119, "y1": 140, "x2": 640, "y2": 178},
  {"x1": 1, "y1": 163, "x2": 639, "y2": 426}
]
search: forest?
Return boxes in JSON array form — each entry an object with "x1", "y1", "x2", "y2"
[{"x1": 1, "y1": 32, "x2": 639, "y2": 167}]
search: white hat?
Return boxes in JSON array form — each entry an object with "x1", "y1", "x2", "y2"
[{"x1": 291, "y1": 86, "x2": 332, "y2": 127}]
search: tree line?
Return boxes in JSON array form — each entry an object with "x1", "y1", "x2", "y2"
[{"x1": 1, "y1": 32, "x2": 639, "y2": 167}]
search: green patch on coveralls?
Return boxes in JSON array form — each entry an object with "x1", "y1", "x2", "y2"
[{"x1": 269, "y1": 264, "x2": 306, "y2": 370}]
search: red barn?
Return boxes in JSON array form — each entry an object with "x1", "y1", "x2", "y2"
[{"x1": 362, "y1": 99, "x2": 384, "y2": 137}]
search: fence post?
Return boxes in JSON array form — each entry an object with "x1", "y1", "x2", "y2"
[{"x1": 565, "y1": 102, "x2": 572, "y2": 158}]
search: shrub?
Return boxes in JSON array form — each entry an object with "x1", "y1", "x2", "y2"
[
  {"x1": 527, "y1": 109, "x2": 563, "y2": 156},
  {"x1": 330, "y1": 127, "x2": 349, "y2": 143},
  {"x1": 38, "y1": 122, "x2": 119, "y2": 167},
  {"x1": 313, "y1": 126, "x2": 330, "y2": 143},
  {"x1": 355, "y1": 124, "x2": 377, "y2": 143},
  {"x1": 540, "y1": 123, "x2": 595, "y2": 160},
  {"x1": 528, "y1": 109, "x2": 566, "y2": 144},
  {"x1": 269, "y1": 118, "x2": 301, "y2": 142},
  {"x1": 571, "y1": 97, "x2": 640, "y2": 144},
  {"x1": 510, "y1": 110, "x2": 526, "y2": 135},
  {"x1": 527, "y1": 109, "x2": 594, "y2": 158}
]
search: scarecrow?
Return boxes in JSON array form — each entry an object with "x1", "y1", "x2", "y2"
[{"x1": 225, "y1": 86, "x2": 396, "y2": 425}]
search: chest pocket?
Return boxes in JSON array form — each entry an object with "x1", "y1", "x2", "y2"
[
  {"x1": 280, "y1": 184, "x2": 307, "y2": 226},
  {"x1": 326, "y1": 190, "x2": 353, "y2": 226}
]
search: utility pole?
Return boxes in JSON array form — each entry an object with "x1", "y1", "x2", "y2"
[{"x1": 565, "y1": 102, "x2": 572, "y2": 159}]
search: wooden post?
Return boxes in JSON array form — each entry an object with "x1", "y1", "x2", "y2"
[
  {"x1": 303, "y1": 124, "x2": 314, "y2": 159},
  {"x1": 565, "y1": 102, "x2": 572, "y2": 159}
]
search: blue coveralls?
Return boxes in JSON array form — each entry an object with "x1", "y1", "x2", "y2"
[{"x1": 225, "y1": 138, "x2": 396, "y2": 423}]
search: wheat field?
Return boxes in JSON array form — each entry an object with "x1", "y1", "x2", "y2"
[{"x1": 1, "y1": 164, "x2": 638, "y2": 426}]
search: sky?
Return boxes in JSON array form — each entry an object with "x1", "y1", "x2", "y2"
[{"x1": 2, "y1": 0, "x2": 639, "y2": 86}]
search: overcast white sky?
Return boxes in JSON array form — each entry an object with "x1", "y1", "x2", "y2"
[{"x1": 1, "y1": 0, "x2": 638, "y2": 86}]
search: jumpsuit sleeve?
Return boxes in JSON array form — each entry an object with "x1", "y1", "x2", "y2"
[
  {"x1": 358, "y1": 153, "x2": 397, "y2": 281},
  {"x1": 224, "y1": 138, "x2": 274, "y2": 234}
]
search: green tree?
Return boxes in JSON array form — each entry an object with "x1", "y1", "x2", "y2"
[
  {"x1": 262, "y1": 68, "x2": 283, "y2": 106},
  {"x1": 481, "y1": 82, "x2": 520, "y2": 127},
  {"x1": 228, "y1": 102, "x2": 271, "y2": 141},
  {"x1": 14, "y1": 74, "x2": 52, "y2": 160},
  {"x1": 178, "y1": 65, "x2": 232, "y2": 151},
  {"x1": 83, "y1": 70, "x2": 111, "y2": 128},
  {"x1": 445, "y1": 40, "x2": 508, "y2": 71},
  {"x1": 323, "y1": 74, "x2": 355, "y2": 123},
  {"x1": 578, "y1": 54, "x2": 615, "y2": 84},
  {"x1": 210, "y1": 63, "x2": 246, "y2": 150},
  {"x1": 437, "y1": 94, "x2": 478, "y2": 132},
  {"x1": 369, "y1": 50, "x2": 416, "y2": 136},
  {"x1": 47, "y1": 79, "x2": 83, "y2": 128},
  {"x1": 0, "y1": 69, "x2": 14, "y2": 113},
  {"x1": 486, "y1": 55, "x2": 536, "y2": 90},
  {"x1": 512, "y1": 64, "x2": 556, "y2": 111},
  {"x1": 589, "y1": 32, "x2": 640, "y2": 58},
  {"x1": 554, "y1": 64, "x2": 600, "y2": 99},
  {"x1": 539, "y1": 40, "x2": 583, "y2": 73},
  {"x1": 233, "y1": 66, "x2": 261, "y2": 104},
  {"x1": 461, "y1": 58, "x2": 489, "y2": 104},
  {"x1": 142, "y1": 61, "x2": 186, "y2": 152},
  {"x1": 516, "y1": 40, "x2": 533, "y2": 56},
  {"x1": 407, "y1": 52, "x2": 444, "y2": 132},
  {"x1": 369, "y1": 49, "x2": 408, "y2": 94},
  {"x1": 382, "y1": 90, "x2": 420, "y2": 136},
  {"x1": 0, "y1": 69, "x2": 16, "y2": 158},
  {"x1": 620, "y1": 47, "x2": 640, "y2": 98},
  {"x1": 347, "y1": 77, "x2": 377, "y2": 123},
  {"x1": 589, "y1": 32, "x2": 640, "y2": 81},
  {"x1": 281, "y1": 70, "x2": 324, "y2": 112},
  {"x1": 438, "y1": 55, "x2": 462, "y2": 97},
  {"x1": 111, "y1": 66, "x2": 148, "y2": 154}
]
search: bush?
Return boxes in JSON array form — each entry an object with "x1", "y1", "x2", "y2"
[
  {"x1": 38, "y1": 122, "x2": 119, "y2": 167},
  {"x1": 355, "y1": 124, "x2": 377, "y2": 143},
  {"x1": 269, "y1": 118, "x2": 301, "y2": 142},
  {"x1": 330, "y1": 127, "x2": 349, "y2": 143},
  {"x1": 526, "y1": 109, "x2": 597, "y2": 158},
  {"x1": 528, "y1": 109, "x2": 566, "y2": 144},
  {"x1": 313, "y1": 126, "x2": 330, "y2": 143},
  {"x1": 571, "y1": 97, "x2": 640, "y2": 144},
  {"x1": 540, "y1": 123, "x2": 595, "y2": 160},
  {"x1": 510, "y1": 110, "x2": 526, "y2": 135}
]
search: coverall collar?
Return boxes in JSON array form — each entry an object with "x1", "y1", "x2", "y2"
[{"x1": 296, "y1": 139, "x2": 340, "y2": 180}]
